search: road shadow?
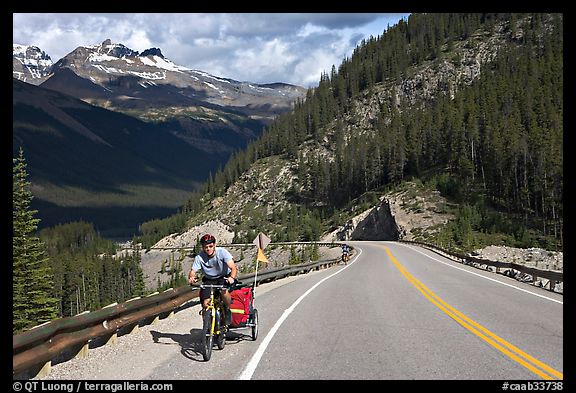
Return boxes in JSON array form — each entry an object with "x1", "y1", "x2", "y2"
[
  {"x1": 149, "y1": 329, "x2": 206, "y2": 362},
  {"x1": 225, "y1": 328, "x2": 256, "y2": 343},
  {"x1": 149, "y1": 327, "x2": 254, "y2": 362}
]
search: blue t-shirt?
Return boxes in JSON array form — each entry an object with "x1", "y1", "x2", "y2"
[{"x1": 192, "y1": 247, "x2": 233, "y2": 279}]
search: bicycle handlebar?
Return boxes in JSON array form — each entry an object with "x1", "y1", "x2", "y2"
[
  {"x1": 193, "y1": 284, "x2": 229, "y2": 289},
  {"x1": 190, "y1": 279, "x2": 242, "y2": 290}
]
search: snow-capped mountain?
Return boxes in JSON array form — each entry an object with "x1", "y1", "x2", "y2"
[
  {"x1": 13, "y1": 44, "x2": 53, "y2": 84},
  {"x1": 44, "y1": 39, "x2": 306, "y2": 114}
]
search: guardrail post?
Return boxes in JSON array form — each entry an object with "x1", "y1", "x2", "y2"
[
  {"x1": 70, "y1": 311, "x2": 92, "y2": 358},
  {"x1": 162, "y1": 288, "x2": 175, "y2": 319},
  {"x1": 21, "y1": 321, "x2": 55, "y2": 378},
  {"x1": 100, "y1": 302, "x2": 119, "y2": 346},
  {"x1": 126, "y1": 297, "x2": 142, "y2": 333},
  {"x1": 75, "y1": 342, "x2": 90, "y2": 359},
  {"x1": 104, "y1": 327, "x2": 118, "y2": 346},
  {"x1": 146, "y1": 292, "x2": 161, "y2": 324},
  {"x1": 35, "y1": 360, "x2": 51, "y2": 379}
]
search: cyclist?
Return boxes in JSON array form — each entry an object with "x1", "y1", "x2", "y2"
[
  {"x1": 341, "y1": 243, "x2": 350, "y2": 263},
  {"x1": 188, "y1": 234, "x2": 238, "y2": 324}
]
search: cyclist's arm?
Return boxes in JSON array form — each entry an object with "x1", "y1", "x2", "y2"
[
  {"x1": 189, "y1": 256, "x2": 202, "y2": 284},
  {"x1": 225, "y1": 259, "x2": 237, "y2": 284},
  {"x1": 188, "y1": 268, "x2": 198, "y2": 284}
]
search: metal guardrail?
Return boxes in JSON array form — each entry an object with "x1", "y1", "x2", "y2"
[
  {"x1": 13, "y1": 250, "x2": 342, "y2": 378},
  {"x1": 400, "y1": 240, "x2": 563, "y2": 292},
  {"x1": 146, "y1": 241, "x2": 340, "y2": 251}
]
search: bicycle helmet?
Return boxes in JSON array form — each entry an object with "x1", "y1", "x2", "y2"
[{"x1": 200, "y1": 234, "x2": 216, "y2": 245}]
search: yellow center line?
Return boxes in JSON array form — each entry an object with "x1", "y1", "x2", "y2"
[{"x1": 383, "y1": 246, "x2": 563, "y2": 380}]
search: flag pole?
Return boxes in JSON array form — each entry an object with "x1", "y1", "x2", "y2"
[
  {"x1": 253, "y1": 249, "x2": 260, "y2": 300},
  {"x1": 252, "y1": 233, "x2": 270, "y2": 301}
]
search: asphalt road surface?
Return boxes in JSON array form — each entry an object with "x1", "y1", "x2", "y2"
[{"x1": 40, "y1": 241, "x2": 563, "y2": 381}]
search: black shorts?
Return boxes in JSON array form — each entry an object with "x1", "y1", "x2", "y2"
[{"x1": 199, "y1": 277, "x2": 228, "y2": 303}]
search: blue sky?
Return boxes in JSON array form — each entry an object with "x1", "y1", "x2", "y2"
[{"x1": 13, "y1": 13, "x2": 410, "y2": 88}]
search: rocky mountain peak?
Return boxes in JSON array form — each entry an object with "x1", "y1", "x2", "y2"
[
  {"x1": 140, "y1": 48, "x2": 164, "y2": 58},
  {"x1": 13, "y1": 44, "x2": 52, "y2": 61},
  {"x1": 13, "y1": 44, "x2": 53, "y2": 84},
  {"x1": 95, "y1": 39, "x2": 139, "y2": 58}
]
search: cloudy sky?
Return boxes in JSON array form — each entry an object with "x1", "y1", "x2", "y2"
[{"x1": 13, "y1": 13, "x2": 410, "y2": 87}]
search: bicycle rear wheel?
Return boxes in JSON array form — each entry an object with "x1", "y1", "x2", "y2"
[
  {"x1": 251, "y1": 309, "x2": 259, "y2": 341},
  {"x1": 201, "y1": 309, "x2": 214, "y2": 361}
]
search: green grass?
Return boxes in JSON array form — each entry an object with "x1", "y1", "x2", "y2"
[{"x1": 31, "y1": 181, "x2": 195, "y2": 208}]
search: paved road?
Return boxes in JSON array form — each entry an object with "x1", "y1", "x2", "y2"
[{"x1": 41, "y1": 241, "x2": 563, "y2": 380}]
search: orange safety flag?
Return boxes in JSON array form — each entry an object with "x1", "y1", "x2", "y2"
[{"x1": 256, "y1": 247, "x2": 269, "y2": 263}]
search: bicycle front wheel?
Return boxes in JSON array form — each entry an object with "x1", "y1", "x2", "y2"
[{"x1": 201, "y1": 309, "x2": 214, "y2": 361}]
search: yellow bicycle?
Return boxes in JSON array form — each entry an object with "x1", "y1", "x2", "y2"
[{"x1": 192, "y1": 282, "x2": 230, "y2": 361}]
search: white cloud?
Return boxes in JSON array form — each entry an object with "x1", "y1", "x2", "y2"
[
  {"x1": 295, "y1": 48, "x2": 343, "y2": 87},
  {"x1": 13, "y1": 13, "x2": 411, "y2": 87},
  {"x1": 231, "y1": 38, "x2": 298, "y2": 83},
  {"x1": 296, "y1": 22, "x2": 330, "y2": 38}
]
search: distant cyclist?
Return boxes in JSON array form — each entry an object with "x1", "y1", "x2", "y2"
[
  {"x1": 341, "y1": 244, "x2": 350, "y2": 264},
  {"x1": 188, "y1": 234, "x2": 238, "y2": 324}
]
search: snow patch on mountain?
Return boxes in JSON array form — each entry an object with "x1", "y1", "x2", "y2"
[
  {"x1": 91, "y1": 64, "x2": 125, "y2": 74},
  {"x1": 190, "y1": 70, "x2": 232, "y2": 84},
  {"x1": 87, "y1": 53, "x2": 119, "y2": 62},
  {"x1": 130, "y1": 70, "x2": 166, "y2": 80},
  {"x1": 139, "y1": 55, "x2": 190, "y2": 72},
  {"x1": 13, "y1": 44, "x2": 53, "y2": 82}
]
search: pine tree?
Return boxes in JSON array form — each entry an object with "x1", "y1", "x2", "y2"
[{"x1": 13, "y1": 148, "x2": 58, "y2": 333}]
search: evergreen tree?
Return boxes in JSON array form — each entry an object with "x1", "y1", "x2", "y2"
[{"x1": 13, "y1": 148, "x2": 58, "y2": 333}]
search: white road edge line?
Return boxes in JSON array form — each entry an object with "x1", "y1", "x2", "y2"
[
  {"x1": 394, "y1": 242, "x2": 563, "y2": 305},
  {"x1": 237, "y1": 247, "x2": 363, "y2": 380}
]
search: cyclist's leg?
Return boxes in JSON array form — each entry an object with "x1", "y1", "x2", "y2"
[
  {"x1": 199, "y1": 278, "x2": 218, "y2": 313},
  {"x1": 220, "y1": 286, "x2": 232, "y2": 325},
  {"x1": 221, "y1": 288, "x2": 232, "y2": 307},
  {"x1": 199, "y1": 290, "x2": 210, "y2": 314}
]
